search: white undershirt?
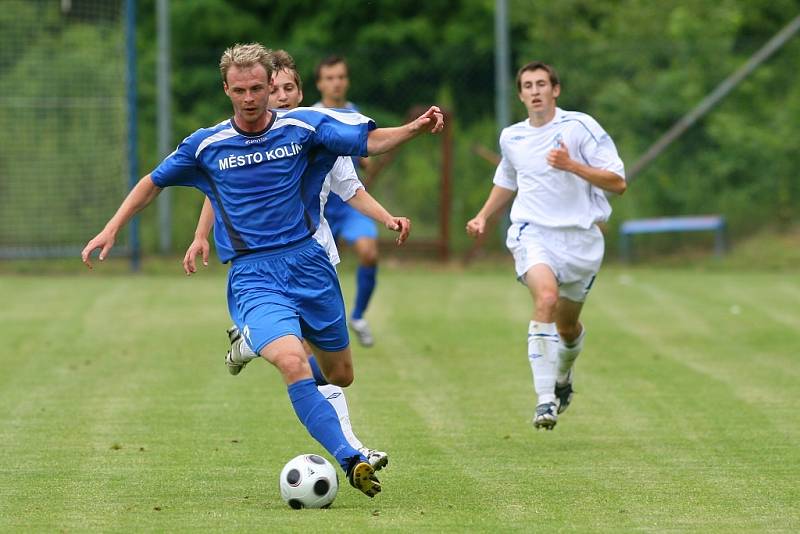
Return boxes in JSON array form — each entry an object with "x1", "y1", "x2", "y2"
[{"x1": 312, "y1": 156, "x2": 363, "y2": 265}]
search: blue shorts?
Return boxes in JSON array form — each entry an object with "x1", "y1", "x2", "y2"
[
  {"x1": 226, "y1": 238, "x2": 350, "y2": 354},
  {"x1": 325, "y1": 194, "x2": 378, "y2": 244}
]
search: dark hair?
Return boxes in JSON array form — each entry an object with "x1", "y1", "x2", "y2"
[
  {"x1": 314, "y1": 55, "x2": 348, "y2": 82},
  {"x1": 272, "y1": 49, "x2": 302, "y2": 89},
  {"x1": 515, "y1": 61, "x2": 560, "y2": 92}
]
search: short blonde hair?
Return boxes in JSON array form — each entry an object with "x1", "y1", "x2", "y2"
[{"x1": 219, "y1": 43, "x2": 273, "y2": 84}]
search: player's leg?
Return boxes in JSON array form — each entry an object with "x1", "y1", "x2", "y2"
[
  {"x1": 309, "y1": 342, "x2": 389, "y2": 471},
  {"x1": 224, "y1": 325, "x2": 334, "y2": 383},
  {"x1": 229, "y1": 245, "x2": 379, "y2": 497},
  {"x1": 316, "y1": 384, "x2": 389, "y2": 469},
  {"x1": 224, "y1": 325, "x2": 387, "y2": 470},
  {"x1": 258, "y1": 336, "x2": 368, "y2": 476},
  {"x1": 554, "y1": 297, "x2": 585, "y2": 414},
  {"x1": 352, "y1": 236, "x2": 378, "y2": 323},
  {"x1": 232, "y1": 300, "x2": 366, "y2": 475},
  {"x1": 552, "y1": 225, "x2": 604, "y2": 414},
  {"x1": 342, "y1": 210, "x2": 379, "y2": 347},
  {"x1": 257, "y1": 337, "x2": 379, "y2": 497},
  {"x1": 294, "y1": 347, "x2": 379, "y2": 496},
  {"x1": 524, "y1": 264, "x2": 561, "y2": 430},
  {"x1": 291, "y1": 242, "x2": 382, "y2": 496}
]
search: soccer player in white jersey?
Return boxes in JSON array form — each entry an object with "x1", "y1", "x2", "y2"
[
  {"x1": 182, "y1": 50, "x2": 403, "y2": 471},
  {"x1": 82, "y1": 43, "x2": 444, "y2": 498},
  {"x1": 466, "y1": 61, "x2": 626, "y2": 430},
  {"x1": 313, "y1": 56, "x2": 381, "y2": 348}
]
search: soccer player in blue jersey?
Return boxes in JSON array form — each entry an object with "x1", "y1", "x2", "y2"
[
  {"x1": 182, "y1": 49, "x2": 405, "y2": 472},
  {"x1": 314, "y1": 56, "x2": 380, "y2": 347},
  {"x1": 467, "y1": 62, "x2": 625, "y2": 430},
  {"x1": 81, "y1": 43, "x2": 443, "y2": 498}
]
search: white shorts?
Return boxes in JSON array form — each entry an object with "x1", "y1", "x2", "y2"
[{"x1": 506, "y1": 223, "x2": 604, "y2": 302}]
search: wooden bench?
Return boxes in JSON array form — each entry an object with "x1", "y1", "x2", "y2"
[{"x1": 619, "y1": 215, "x2": 727, "y2": 261}]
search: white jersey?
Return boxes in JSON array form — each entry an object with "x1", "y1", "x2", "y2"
[
  {"x1": 493, "y1": 107, "x2": 625, "y2": 229},
  {"x1": 312, "y1": 156, "x2": 364, "y2": 265}
]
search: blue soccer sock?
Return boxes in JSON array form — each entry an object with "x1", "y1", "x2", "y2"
[
  {"x1": 352, "y1": 265, "x2": 377, "y2": 320},
  {"x1": 288, "y1": 378, "x2": 363, "y2": 471},
  {"x1": 307, "y1": 356, "x2": 328, "y2": 386}
]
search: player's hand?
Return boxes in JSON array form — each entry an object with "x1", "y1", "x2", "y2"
[
  {"x1": 410, "y1": 106, "x2": 444, "y2": 134},
  {"x1": 385, "y1": 216, "x2": 411, "y2": 245},
  {"x1": 465, "y1": 216, "x2": 485, "y2": 238},
  {"x1": 183, "y1": 237, "x2": 210, "y2": 275},
  {"x1": 547, "y1": 140, "x2": 574, "y2": 171},
  {"x1": 81, "y1": 229, "x2": 116, "y2": 269}
]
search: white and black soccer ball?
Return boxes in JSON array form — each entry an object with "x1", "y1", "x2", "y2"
[{"x1": 278, "y1": 454, "x2": 339, "y2": 509}]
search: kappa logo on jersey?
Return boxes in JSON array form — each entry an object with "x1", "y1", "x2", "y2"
[
  {"x1": 218, "y1": 142, "x2": 303, "y2": 170},
  {"x1": 244, "y1": 136, "x2": 268, "y2": 145}
]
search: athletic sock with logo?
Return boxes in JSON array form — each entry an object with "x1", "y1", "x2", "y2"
[
  {"x1": 528, "y1": 321, "x2": 560, "y2": 404},
  {"x1": 317, "y1": 384, "x2": 365, "y2": 450},
  {"x1": 288, "y1": 378, "x2": 363, "y2": 471}
]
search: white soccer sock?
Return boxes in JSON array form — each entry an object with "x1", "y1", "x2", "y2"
[
  {"x1": 557, "y1": 327, "x2": 586, "y2": 384},
  {"x1": 317, "y1": 384, "x2": 365, "y2": 450},
  {"x1": 528, "y1": 321, "x2": 559, "y2": 405}
]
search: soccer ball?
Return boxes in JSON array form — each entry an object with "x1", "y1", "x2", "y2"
[{"x1": 278, "y1": 454, "x2": 339, "y2": 509}]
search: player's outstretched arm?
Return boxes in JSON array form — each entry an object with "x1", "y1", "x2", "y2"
[
  {"x1": 81, "y1": 175, "x2": 161, "y2": 269},
  {"x1": 465, "y1": 185, "x2": 516, "y2": 238},
  {"x1": 183, "y1": 197, "x2": 215, "y2": 275},
  {"x1": 346, "y1": 189, "x2": 411, "y2": 245},
  {"x1": 366, "y1": 106, "x2": 444, "y2": 156}
]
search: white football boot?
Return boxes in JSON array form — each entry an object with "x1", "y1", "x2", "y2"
[
  {"x1": 225, "y1": 326, "x2": 250, "y2": 376},
  {"x1": 533, "y1": 402, "x2": 558, "y2": 430},
  {"x1": 349, "y1": 318, "x2": 374, "y2": 347},
  {"x1": 358, "y1": 447, "x2": 389, "y2": 471}
]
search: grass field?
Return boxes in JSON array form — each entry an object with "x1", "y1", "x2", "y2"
[{"x1": 1, "y1": 260, "x2": 798, "y2": 532}]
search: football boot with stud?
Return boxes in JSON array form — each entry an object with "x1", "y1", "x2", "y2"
[{"x1": 533, "y1": 401, "x2": 558, "y2": 430}]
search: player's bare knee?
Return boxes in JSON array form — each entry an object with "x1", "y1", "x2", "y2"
[
  {"x1": 355, "y1": 238, "x2": 378, "y2": 265},
  {"x1": 273, "y1": 352, "x2": 310, "y2": 383},
  {"x1": 359, "y1": 248, "x2": 378, "y2": 267},
  {"x1": 324, "y1": 363, "x2": 354, "y2": 387},
  {"x1": 535, "y1": 291, "x2": 559, "y2": 314},
  {"x1": 360, "y1": 252, "x2": 378, "y2": 266}
]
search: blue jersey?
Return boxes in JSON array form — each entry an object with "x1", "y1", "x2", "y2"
[{"x1": 151, "y1": 107, "x2": 375, "y2": 262}]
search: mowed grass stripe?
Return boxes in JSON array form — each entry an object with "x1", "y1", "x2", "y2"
[
  {"x1": 2, "y1": 280, "x2": 139, "y2": 529},
  {"x1": 1, "y1": 266, "x2": 798, "y2": 531},
  {"x1": 591, "y1": 270, "x2": 799, "y2": 529},
  {"x1": 347, "y1": 272, "x2": 525, "y2": 529},
  {"x1": 600, "y1": 271, "x2": 800, "y2": 401},
  {"x1": 364, "y1": 268, "x2": 642, "y2": 530}
]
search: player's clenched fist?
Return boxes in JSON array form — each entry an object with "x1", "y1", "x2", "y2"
[{"x1": 465, "y1": 216, "x2": 486, "y2": 238}]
